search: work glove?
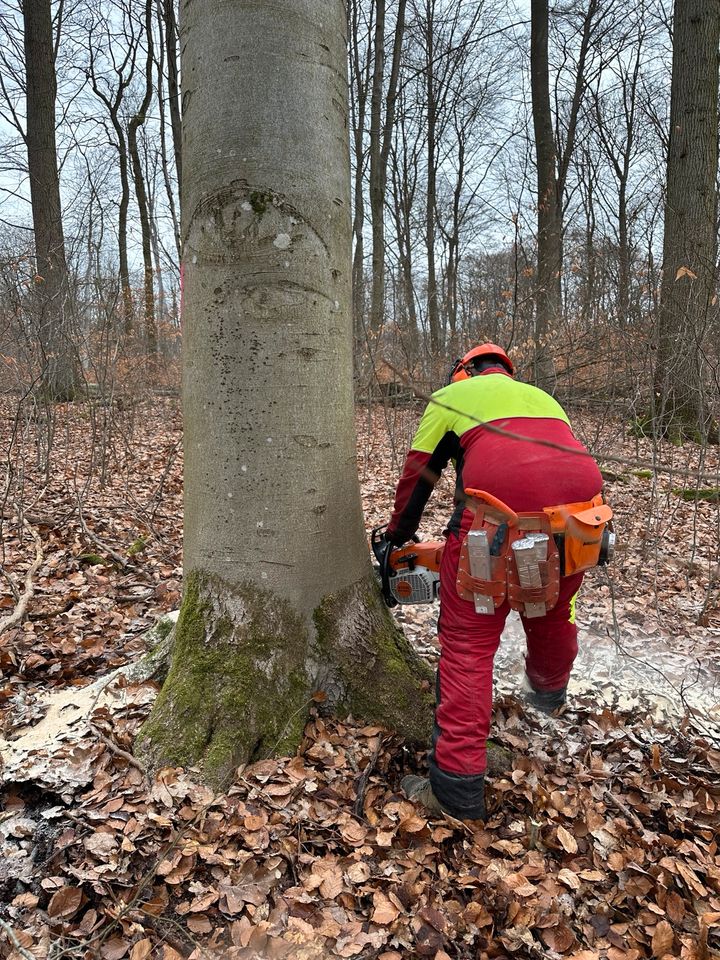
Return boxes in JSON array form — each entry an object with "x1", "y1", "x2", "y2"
[
  {"x1": 371, "y1": 527, "x2": 402, "y2": 607},
  {"x1": 371, "y1": 529, "x2": 395, "y2": 568}
]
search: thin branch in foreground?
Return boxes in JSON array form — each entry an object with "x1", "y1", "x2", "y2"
[
  {"x1": 0, "y1": 918, "x2": 36, "y2": 960},
  {"x1": 0, "y1": 516, "x2": 43, "y2": 636}
]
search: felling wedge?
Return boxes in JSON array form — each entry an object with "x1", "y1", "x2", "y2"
[{"x1": 372, "y1": 489, "x2": 615, "y2": 616}]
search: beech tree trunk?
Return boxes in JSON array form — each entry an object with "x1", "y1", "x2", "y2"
[
  {"x1": 23, "y1": 0, "x2": 77, "y2": 400},
  {"x1": 136, "y1": 0, "x2": 432, "y2": 784},
  {"x1": 654, "y1": 0, "x2": 720, "y2": 443}
]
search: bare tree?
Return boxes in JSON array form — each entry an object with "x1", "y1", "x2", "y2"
[
  {"x1": 654, "y1": 0, "x2": 720, "y2": 442},
  {"x1": 368, "y1": 0, "x2": 407, "y2": 335},
  {"x1": 127, "y1": 0, "x2": 156, "y2": 352},
  {"x1": 530, "y1": 0, "x2": 599, "y2": 388},
  {"x1": 23, "y1": 0, "x2": 77, "y2": 399}
]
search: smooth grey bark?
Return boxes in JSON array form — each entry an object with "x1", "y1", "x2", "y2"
[
  {"x1": 23, "y1": 0, "x2": 77, "y2": 400},
  {"x1": 137, "y1": 0, "x2": 432, "y2": 782},
  {"x1": 654, "y1": 0, "x2": 720, "y2": 442}
]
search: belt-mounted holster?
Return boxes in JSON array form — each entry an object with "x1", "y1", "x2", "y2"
[{"x1": 456, "y1": 489, "x2": 613, "y2": 618}]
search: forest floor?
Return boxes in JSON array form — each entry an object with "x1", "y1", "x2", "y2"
[{"x1": 0, "y1": 396, "x2": 719, "y2": 960}]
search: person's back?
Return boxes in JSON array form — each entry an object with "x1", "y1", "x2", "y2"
[{"x1": 429, "y1": 373, "x2": 602, "y2": 519}]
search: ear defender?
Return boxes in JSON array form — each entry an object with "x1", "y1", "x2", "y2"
[{"x1": 449, "y1": 359, "x2": 470, "y2": 384}]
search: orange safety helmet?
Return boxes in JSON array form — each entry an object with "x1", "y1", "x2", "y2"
[{"x1": 449, "y1": 343, "x2": 514, "y2": 382}]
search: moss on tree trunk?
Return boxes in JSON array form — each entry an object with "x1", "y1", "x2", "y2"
[
  {"x1": 136, "y1": 570, "x2": 435, "y2": 786},
  {"x1": 313, "y1": 576, "x2": 434, "y2": 744},
  {"x1": 135, "y1": 572, "x2": 313, "y2": 784}
]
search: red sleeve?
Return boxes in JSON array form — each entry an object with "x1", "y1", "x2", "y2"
[{"x1": 386, "y1": 450, "x2": 433, "y2": 544}]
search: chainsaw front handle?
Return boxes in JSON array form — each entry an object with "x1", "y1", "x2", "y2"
[{"x1": 370, "y1": 526, "x2": 398, "y2": 607}]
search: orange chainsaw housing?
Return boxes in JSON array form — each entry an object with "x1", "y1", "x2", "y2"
[{"x1": 390, "y1": 540, "x2": 444, "y2": 573}]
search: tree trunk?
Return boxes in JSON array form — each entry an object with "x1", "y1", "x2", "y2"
[
  {"x1": 368, "y1": 0, "x2": 406, "y2": 338},
  {"x1": 136, "y1": 0, "x2": 432, "y2": 785},
  {"x1": 530, "y1": 0, "x2": 561, "y2": 389},
  {"x1": 425, "y1": 1, "x2": 441, "y2": 357},
  {"x1": 159, "y1": 0, "x2": 182, "y2": 192},
  {"x1": 88, "y1": 40, "x2": 135, "y2": 329},
  {"x1": 348, "y1": 0, "x2": 369, "y2": 349},
  {"x1": 155, "y1": 0, "x2": 181, "y2": 261},
  {"x1": 654, "y1": 0, "x2": 720, "y2": 443},
  {"x1": 23, "y1": 0, "x2": 77, "y2": 400},
  {"x1": 128, "y1": 0, "x2": 156, "y2": 355}
]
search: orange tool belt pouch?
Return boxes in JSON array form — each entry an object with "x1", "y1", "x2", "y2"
[
  {"x1": 456, "y1": 489, "x2": 613, "y2": 616},
  {"x1": 544, "y1": 495, "x2": 613, "y2": 576}
]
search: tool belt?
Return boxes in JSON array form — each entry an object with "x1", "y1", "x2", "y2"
[{"x1": 456, "y1": 489, "x2": 613, "y2": 617}]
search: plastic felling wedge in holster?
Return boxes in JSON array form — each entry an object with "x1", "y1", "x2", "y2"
[{"x1": 456, "y1": 489, "x2": 613, "y2": 618}]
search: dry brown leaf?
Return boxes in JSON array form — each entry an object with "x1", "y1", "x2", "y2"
[
  {"x1": 675, "y1": 266, "x2": 698, "y2": 281},
  {"x1": 557, "y1": 825, "x2": 579, "y2": 854},
  {"x1": 665, "y1": 891, "x2": 685, "y2": 924},
  {"x1": 162, "y1": 948, "x2": 184, "y2": 960},
  {"x1": 371, "y1": 892, "x2": 400, "y2": 925},
  {"x1": 47, "y1": 886, "x2": 83, "y2": 920},
  {"x1": 11, "y1": 892, "x2": 39, "y2": 910},
  {"x1": 651, "y1": 920, "x2": 674, "y2": 957},
  {"x1": 558, "y1": 868, "x2": 581, "y2": 891},
  {"x1": 129, "y1": 941, "x2": 152, "y2": 960},
  {"x1": 341, "y1": 820, "x2": 367, "y2": 844},
  {"x1": 346, "y1": 862, "x2": 371, "y2": 884},
  {"x1": 186, "y1": 915, "x2": 213, "y2": 934},
  {"x1": 540, "y1": 921, "x2": 576, "y2": 953},
  {"x1": 319, "y1": 868, "x2": 344, "y2": 900},
  {"x1": 101, "y1": 937, "x2": 130, "y2": 960}
]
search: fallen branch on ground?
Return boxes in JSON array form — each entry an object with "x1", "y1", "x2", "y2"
[{"x1": 0, "y1": 517, "x2": 43, "y2": 636}]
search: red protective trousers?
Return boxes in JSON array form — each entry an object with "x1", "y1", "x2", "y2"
[{"x1": 428, "y1": 529, "x2": 583, "y2": 818}]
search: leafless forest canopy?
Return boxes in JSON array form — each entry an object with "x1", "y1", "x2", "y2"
[{"x1": 2, "y1": 1, "x2": 718, "y2": 426}]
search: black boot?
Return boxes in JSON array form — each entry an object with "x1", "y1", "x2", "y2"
[
  {"x1": 402, "y1": 774, "x2": 486, "y2": 822},
  {"x1": 525, "y1": 682, "x2": 567, "y2": 714}
]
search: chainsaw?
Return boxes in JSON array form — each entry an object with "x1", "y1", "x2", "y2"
[{"x1": 371, "y1": 526, "x2": 444, "y2": 607}]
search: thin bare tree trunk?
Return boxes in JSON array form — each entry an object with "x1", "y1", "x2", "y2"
[
  {"x1": 128, "y1": 0, "x2": 156, "y2": 354},
  {"x1": 23, "y1": 0, "x2": 77, "y2": 400},
  {"x1": 530, "y1": 0, "x2": 561, "y2": 388},
  {"x1": 425, "y1": 0, "x2": 441, "y2": 356},
  {"x1": 160, "y1": 0, "x2": 182, "y2": 191},
  {"x1": 368, "y1": 0, "x2": 407, "y2": 337},
  {"x1": 348, "y1": 0, "x2": 370, "y2": 346}
]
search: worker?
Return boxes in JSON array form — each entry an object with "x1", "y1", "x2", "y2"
[{"x1": 380, "y1": 344, "x2": 604, "y2": 821}]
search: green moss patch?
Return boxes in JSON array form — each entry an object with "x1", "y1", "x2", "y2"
[
  {"x1": 313, "y1": 574, "x2": 434, "y2": 744},
  {"x1": 136, "y1": 572, "x2": 311, "y2": 787}
]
